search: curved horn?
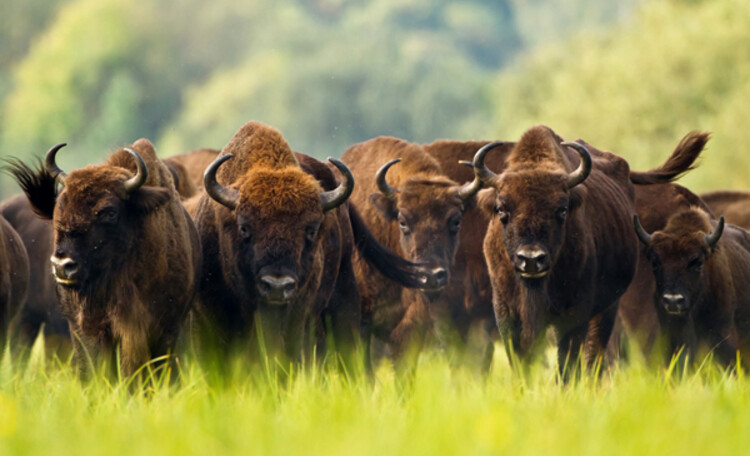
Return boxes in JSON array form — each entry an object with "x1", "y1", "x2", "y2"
[
  {"x1": 45, "y1": 143, "x2": 68, "y2": 183},
  {"x1": 472, "y1": 141, "x2": 505, "y2": 184},
  {"x1": 705, "y1": 215, "x2": 725, "y2": 248},
  {"x1": 203, "y1": 154, "x2": 239, "y2": 210},
  {"x1": 456, "y1": 161, "x2": 483, "y2": 202},
  {"x1": 321, "y1": 158, "x2": 354, "y2": 212},
  {"x1": 375, "y1": 158, "x2": 400, "y2": 202},
  {"x1": 122, "y1": 148, "x2": 149, "y2": 194},
  {"x1": 633, "y1": 214, "x2": 652, "y2": 246},
  {"x1": 561, "y1": 142, "x2": 592, "y2": 189}
]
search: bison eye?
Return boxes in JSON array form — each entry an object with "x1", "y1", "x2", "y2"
[
  {"x1": 556, "y1": 207, "x2": 568, "y2": 222},
  {"x1": 239, "y1": 225, "x2": 251, "y2": 240},
  {"x1": 448, "y1": 214, "x2": 462, "y2": 234},
  {"x1": 97, "y1": 207, "x2": 118, "y2": 223},
  {"x1": 495, "y1": 204, "x2": 509, "y2": 224},
  {"x1": 305, "y1": 225, "x2": 318, "y2": 243},
  {"x1": 687, "y1": 256, "x2": 704, "y2": 271},
  {"x1": 397, "y1": 214, "x2": 411, "y2": 235}
]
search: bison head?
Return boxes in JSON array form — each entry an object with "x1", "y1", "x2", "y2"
[
  {"x1": 368, "y1": 159, "x2": 482, "y2": 294},
  {"x1": 634, "y1": 210, "x2": 724, "y2": 317},
  {"x1": 204, "y1": 154, "x2": 353, "y2": 306},
  {"x1": 473, "y1": 129, "x2": 590, "y2": 285},
  {"x1": 45, "y1": 143, "x2": 171, "y2": 292}
]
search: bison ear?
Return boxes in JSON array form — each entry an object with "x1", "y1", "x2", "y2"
[
  {"x1": 129, "y1": 186, "x2": 171, "y2": 213},
  {"x1": 369, "y1": 193, "x2": 398, "y2": 221},
  {"x1": 476, "y1": 188, "x2": 496, "y2": 218},
  {"x1": 568, "y1": 186, "x2": 586, "y2": 212}
]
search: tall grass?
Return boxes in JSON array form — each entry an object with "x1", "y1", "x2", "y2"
[{"x1": 1, "y1": 333, "x2": 749, "y2": 456}]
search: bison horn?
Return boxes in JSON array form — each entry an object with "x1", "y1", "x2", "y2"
[
  {"x1": 472, "y1": 141, "x2": 505, "y2": 184},
  {"x1": 375, "y1": 158, "x2": 400, "y2": 202},
  {"x1": 45, "y1": 143, "x2": 68, "y2": 183},
  {"x1": 561, "y1": 142, "x2": 592, "y2": 189},
  {"x1": 122, "y1": 148, "x2": 149, "y2": 194},
  {"x1": 633, "y1": 214, "x2": 652, "y2": 246},
  {"x1": 204, "y1": 154, "x2": 239, "y2": 210},
  {"x1": 705, "y1": 216, "x2": 725, "y2": 248},
  {"x1": 321, "y1": 158, "x2": 354, "y2": 212}
]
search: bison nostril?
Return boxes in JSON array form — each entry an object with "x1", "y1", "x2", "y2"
[
  {"x1": 50, "y1": 256, "x2": 80, "y2": 282},
  {"x1": 259, "y1": 275, "x2": 297, "y2": 301},
  {"x1": 515, "y1": 248, "x2": 549, "y2": 273},
  {"x1": 662, "y1": 293, "x2": 686, "y2": 314},
  {"x1": 432, "y1": 268, "x2": 447, "y2": 286}
]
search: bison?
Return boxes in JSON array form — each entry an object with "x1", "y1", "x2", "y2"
[
  {"x1": 699, "y1": 191, "x2": 750, "y2": 230},
  {"x1": 192, "y1": 122, "x2": 428, "y2": 370},
  {"x1": 7, "y1": 140, "x2": 201, "y2": 377},
  {"x1": 164, "y1": 148, "x2": 220, "y2": 192},
  {"x1": 471, "y1": 125, "x2": 639, "y2": 376},
  {"x1": 341, "y1": 137, "x2": 508, "y2": 371},
  {"x1": 0, "y1": 211, "x2": 29, "y2": 350},
  {"x1": 633, "y1": 207, "x2": 750, "y2": 367}
]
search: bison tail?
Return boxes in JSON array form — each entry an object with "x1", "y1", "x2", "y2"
[
  {"x1": 629, "y1": 131, "x2": 710, "y2": 185},
  {"x1": 348, "y1": 204, "x2": 427, "y2": 289},
  {"x1": 2, "y1": 157, "x2": 58, "y2": 219}
]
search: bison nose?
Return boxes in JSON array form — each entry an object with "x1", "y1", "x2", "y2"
[
  {"x1": 259, "y1": 275, "x2": 297, "y2": 303},
  {"x1": 431, "y1": 267, "x2": 448, "y2": 287},
  {"x1": 662, "y1": 293, "x2": 687, "y2": 315},
  {"x1": 514, "y1": 247, "x2": 549, "y2": 278},
  {"x1": 50, "y1": 255, "x2": 80, "y2": 285}
]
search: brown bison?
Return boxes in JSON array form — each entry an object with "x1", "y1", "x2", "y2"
[
  {"x1": 192, "y1": 122, "x2": 428, "y2": 368},
  {"x1": 0, "y1": 212, "x2": 28, "y2": 349},
  {"x1": 471, "y1": 125, "x2": 639, "y2": 375},
  {"x1": 341, "y1": 137, "x2": 507, "y2": 370},
  {"x1": 700, "y1": 191, "x2": 750, "y2": 230},
  {"x1": 164, "y1": 148, "x2": 220, "y2": 191},
  {"x1": 7, "y1": 140, "x2": 201, "y2": 377},
  {"x1": 633, "y1": 208, "x2": 750, "y2": 366},
  {"x1": 0, "y1": 194, "x2": 68, "y2": 348}
]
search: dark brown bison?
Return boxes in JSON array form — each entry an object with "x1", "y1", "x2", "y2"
[
  {"x1": 341, "y1": 137, "x2": 506, "y2": 371},
  {"x1": 0, "y1": 194, "x2": 69, "y2": 348},
  {"x1": 471, "y1": 125, "x2": 639, "y2": 375},
  {"x1": 7, "y1": 140, "x2": 201, "y2": 377},
  {"x1": 633, "y1": 207, "x2": 750, "y2": 366},
  {"x1": 699, "y1": 191, "x2": 750, "y2": 230},
  {"x1": 192, "y1": 122, "x2": 428, "y2": 368},
  {"x1": 162, "y1": 158, "x2": 198, "y2": 199},
  {"x1": 0, "y1": 212, "x2": 28, "y2": 349}
]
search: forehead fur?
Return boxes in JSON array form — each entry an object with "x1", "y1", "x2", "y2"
[
  {"x1": 496, "y1": 170, "x2": 568, "y2": 204},
  {"x1": 507, "y1": 125, "x2": 567, "y2": 171},
  {"x1": 236, "y1": 166, "x2": 323, "y2": 218},
  {"x1": 217, "y1": 121, "x2": 299, "y2": 185},
  {"x1": 661, "y1": 207, "x2": 714, "y2": 237}
]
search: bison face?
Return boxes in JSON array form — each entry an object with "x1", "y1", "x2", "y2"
[
  {"x1": 47, "y1": 149, "x2": 170, "y2": 293},
  {"x1": 369, "y1": 159, "x2": 482, "y2": 295},
  {"x1": 205, "y1": 154, "x2": 353, "y2": 307},
  {"x1": 634, "y1": 213, "x2": 724, "y2": 317},
  {"x1": 482, "y1": 172, "x2": 580, "y2": 283}
]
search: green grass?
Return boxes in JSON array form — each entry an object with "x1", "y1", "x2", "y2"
[{"x1": 1, "y1": 337, "x2": 749, "y2": 456}]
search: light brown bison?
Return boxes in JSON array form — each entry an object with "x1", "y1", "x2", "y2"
[
  {"x1": 633, "y1": 207, "x2": 750, "y2": 366},
  {"x1": 0, "y1": 212, "x2": 29, "y2": 349},
  {"x1": 699, "y1": 191, "x2": 750, "y2": 230},
  {"x1": 164, "y1": 148, "x2": 219, "y2": 191},
  {"x1": 341, "y1": 137, "x2": 506, "y2": 370},
  {"x1": 471, "y1": 125, "x2": 639, "y2": 375},
  {"x1": 193, "y1": 122, "x2": 428, "y2": 368},
  {"x1": 7, "y1": 140, "x2": 201, "y2": 377}
]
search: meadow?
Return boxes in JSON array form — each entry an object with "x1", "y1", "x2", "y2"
[{"x1": 1, "y1": 337, "x2": 748, "y2": 456}]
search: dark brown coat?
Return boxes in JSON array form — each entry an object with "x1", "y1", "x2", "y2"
[
  {"x1": 473, "y1": 125, "x2": 638, "y2": 374},
  {"x1": 7, "y1": 139, "x2": 201, "y2": 377},
  {"x1": 633, "y1": 207, "x2": 750, "y2": 366},
  {"x1": 0, "y1": 213, "x2": 28, "y2": 348},
  {"x1": 700, "y1": 191, "x2": 750, "y2": 230},
  {"x1": 164, "y1": 148, "x2": 219, "y2": 192},
  {"x1": 193, "y1": 122, "x2": 426, "y2": 366}
]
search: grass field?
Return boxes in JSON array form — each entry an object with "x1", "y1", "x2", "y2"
[{"x1": 1, "y1": 337, "x2": 748, "y2": 456}]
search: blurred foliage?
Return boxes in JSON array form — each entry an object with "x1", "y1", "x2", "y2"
[{"x1": 492, "y1": 0, "x2": 750, "y2": 192}]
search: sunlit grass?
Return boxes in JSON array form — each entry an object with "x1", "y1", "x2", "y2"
[{"x1": 0, "y1": 333, "x2": 748, "y2": 456}]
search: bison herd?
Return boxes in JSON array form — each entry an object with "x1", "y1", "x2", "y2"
[{"x1": 0, "y1": 120, "x2": 748, "y2": 380}]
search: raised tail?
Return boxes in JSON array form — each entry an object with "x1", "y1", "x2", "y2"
[
  {"x1": 2, "y1": 157, "x2": 58, "y2": 219},
  {"x1": 348, "y1": 204, "x2": 428, "y2": 289},
  {"x1": 629, "y1": 131, "x2": 710, "y2": 185}
]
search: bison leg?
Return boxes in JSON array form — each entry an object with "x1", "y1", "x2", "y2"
[
  {"x1": 584, "y1": 303, "x2": 619, "y2": 369},
  {"x1": 327, "y1": 265, "x2": 363, "y2": 375},
  {"x1": 118, "y1": 324, "x2": 151, "y2": 380},
  {"x1": 389, "y1": 292, "x2": 429, "y2": 381},
  {"x1": 557, "y1": 325, "x2": 588, "y2": 382}
]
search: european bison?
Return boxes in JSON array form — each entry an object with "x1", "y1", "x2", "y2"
[
  {"x1": 633, "y1": 208, "x2": 750, "y2": 366},
  {"x1": 192, "y1": 122, "x2": 428, "y2": 368},
  {"x1": 164, "y1": 148, "x2": 220, "y2": 191},
  {"x1": 341, "y1": 137, "x2": 501, "y2": 370},
  {"x1": 471, "y1": 125, "x2": 639, "y2": 376},
  {"x1": 7, "y1": 140, "x2": 201, "y2": 377},
  {"x1": 0, "y1": 212, "x2": 28, "y2": 350},
  {"x1": 700, "y1": 191, "x2": 750, "y2": 230}
]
